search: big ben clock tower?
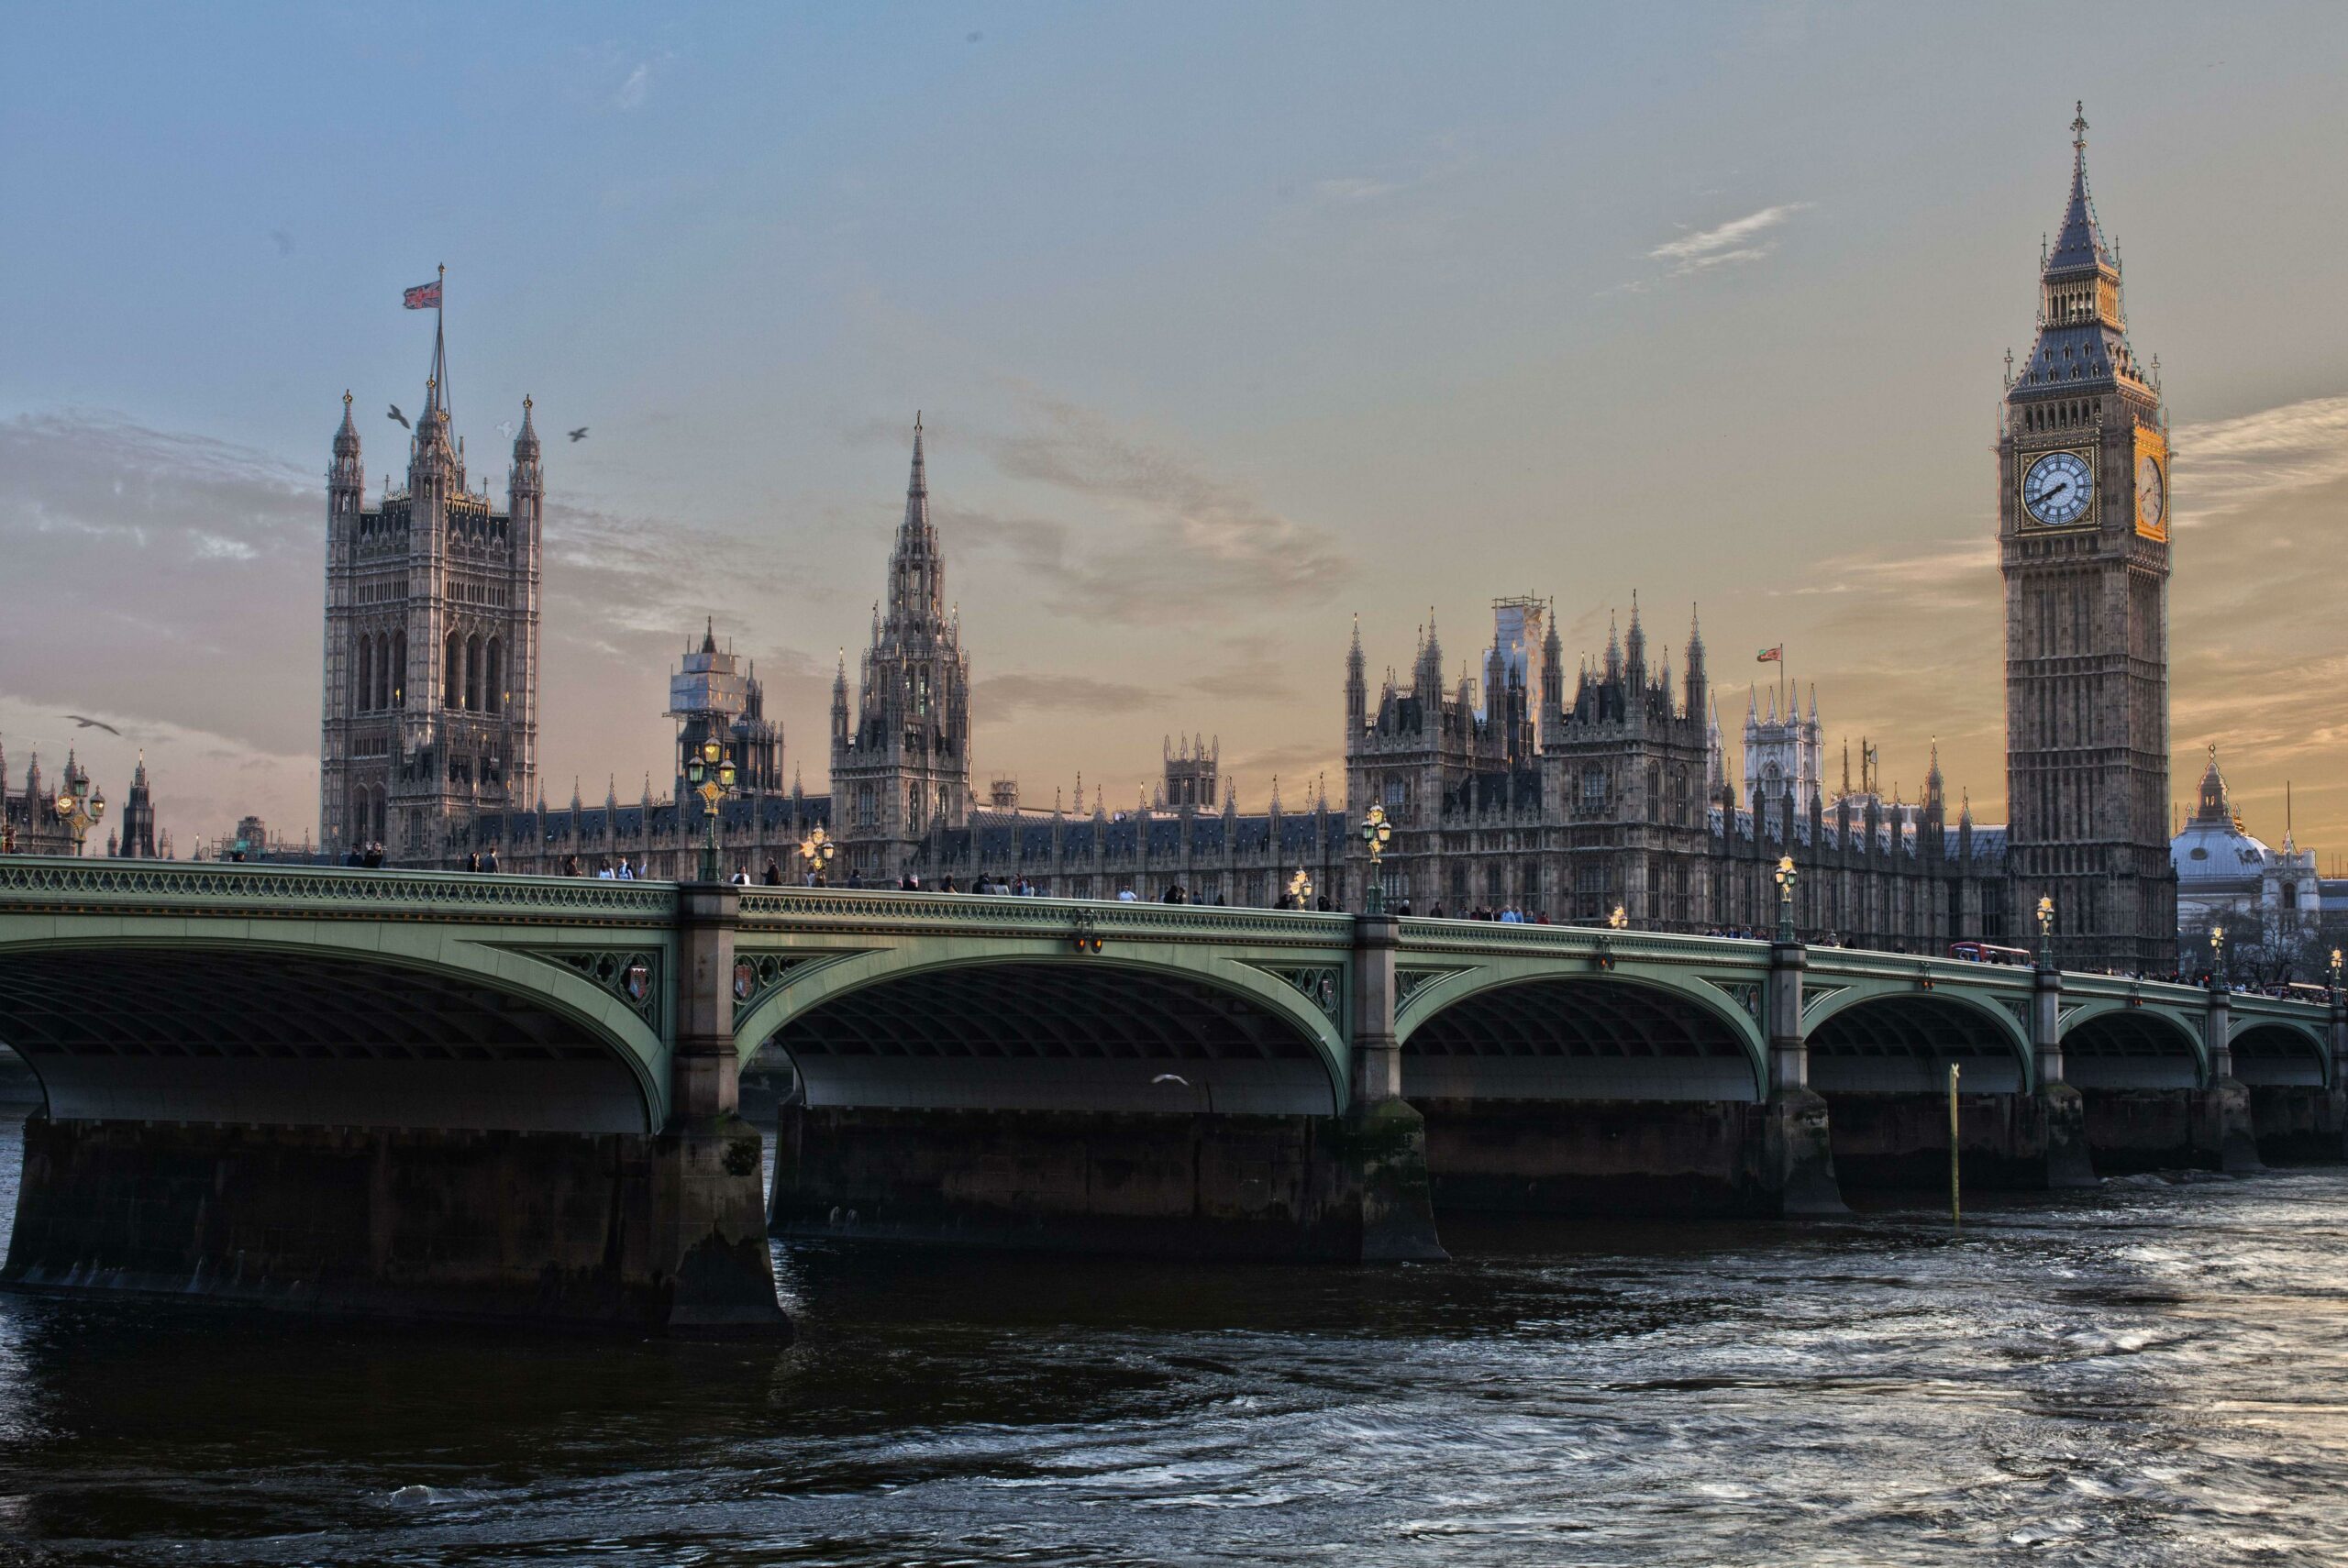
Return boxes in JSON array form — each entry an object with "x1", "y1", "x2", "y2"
[{"x1": 1999, "y1": 105, "x2": 2176, "y2": 972}]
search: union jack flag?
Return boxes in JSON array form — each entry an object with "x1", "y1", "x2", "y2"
[
  {"x1": 1756, "y1": 645, "x2": 1782, "y2": 664},
  {"x1": 402, "y1": 281, "x2": 442, "y2": 310}
]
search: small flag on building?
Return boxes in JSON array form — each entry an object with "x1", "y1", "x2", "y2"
[
  {"x1": 402, "y1": 281, "x2": 442, "y2": 310},
  {"x1": 1756, "y1": 645, "x2": 1783, "y2": 664}
]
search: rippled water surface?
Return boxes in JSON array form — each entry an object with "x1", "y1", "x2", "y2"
[{"x1": 4, "y1": 1118, "x2": 2348, "y2": 1565}]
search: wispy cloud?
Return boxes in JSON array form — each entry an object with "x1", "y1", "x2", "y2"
[
  {"x1": 613, "y1": 61, "x2": 649, "y2": 111},
  {"x1": 951, "y1": 392, "x2": 1352, "y2": 625},
  {"x1": 971, "y1": 673, "x2": 1153, "y2": 720},
  {"x1": 2171, "y1": 394, "x2": 2348, "y2": 530},
  {"x1": 1644, "y1": 203, "x2": 1813, "y2": 280},
  {"x1": 1312, "y1": 176, "x2": 1401, "y2": 205}
]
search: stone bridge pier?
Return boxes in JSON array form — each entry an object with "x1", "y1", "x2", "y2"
[
  {"x1": 754, "y1": 900, "x2": 1445, "y2": 1261},
  {"x1": 0, "y1": 863, "x2": 786, "y2": 1334}
]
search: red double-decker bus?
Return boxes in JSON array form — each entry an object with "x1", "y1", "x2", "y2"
[{"x1": 1948, "y1": 941, "x2": 2033, "y2": 966}]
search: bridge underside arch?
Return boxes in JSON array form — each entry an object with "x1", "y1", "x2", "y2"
[
  {"x1": 1401, "y1": 977, "x2": 1759, "y2": 1101},
  {"x1": 0, "y1": 947, "x2": 652, "y2": 1132},
  {"x1": 2063, "y1": 1010, "x2": 2203, "y2": 1091},
  {"x1": 770, "y1": 961, "x2": 1338, "y2": 1115},
  {"x1": 1808, "y1": 995, "x2": 2026, "y2": 1094},
  {"x1": 2232, "y1": 1023, "x2": 2328, "y2": 1088}
]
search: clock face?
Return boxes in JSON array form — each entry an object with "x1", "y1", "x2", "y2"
[
  {"x1": 2136, "y1": 453, "x2": 2165, "y2": 527},
  {"x1": 2023, "y1": 450, "x2": 2093, "y2": 525}
]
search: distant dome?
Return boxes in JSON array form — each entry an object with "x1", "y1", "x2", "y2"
[{"x1": 2171, "y1": 746, "x2": 2268, "y2": 885}]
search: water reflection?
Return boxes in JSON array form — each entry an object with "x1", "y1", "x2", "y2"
[{"x1": 3, "y1": 1118, "x2": 2346, "y2": 1564}]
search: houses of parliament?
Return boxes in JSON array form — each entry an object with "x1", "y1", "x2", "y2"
[{"x1": 311, "y1": 112, "x2": 2195, "y2": 971}]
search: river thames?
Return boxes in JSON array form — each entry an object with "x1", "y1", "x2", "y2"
[{"x1": 2, "y1": 1119, "x2": 2345, "y2": 1566}]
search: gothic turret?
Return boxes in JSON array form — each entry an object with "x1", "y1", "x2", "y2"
[
  {"x1": 1623, "y1": 593, "x2": 1647, "y2": 693},
  {"x1": 832, "y1": 416, "x2": 973, "y2": 879},
  {"x1": 1346, "y1": 613, "x2": 1367, "y2": 730},
  {"x1": 1680, "y1": 606, "x2": 1705, "y2": 720}
]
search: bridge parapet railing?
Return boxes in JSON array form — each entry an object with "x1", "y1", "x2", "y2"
[
  {"x1": 737, "y1": 887, "x2": 1357, "y2": 948},
  {"x1": 0, "y1": 856, "x2": 678, "y2": 924},
  {"x1": 1393, "y1": 917, "x2": 1768, "y2": 966}
]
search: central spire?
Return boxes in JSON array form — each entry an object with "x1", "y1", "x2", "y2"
[{"x1": 2046, "y1": 101, "x2": 2113, "y2": 279}]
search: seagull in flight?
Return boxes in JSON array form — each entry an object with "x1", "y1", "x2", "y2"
[
  {"x1": 387, "y1": 403, "x2": 411, "y2": 429},
  {"x1": 64, "y1": 714, "x2": 121, "y2": 736},
  {"x1": 496, "y1": 419, "x2": 515, "y2": 440},
  {"x1": 568, "y1": 426, "x2": 589, "y2": 443}
]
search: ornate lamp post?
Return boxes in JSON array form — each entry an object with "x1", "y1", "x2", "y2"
[
  {"x1": 2331, "y1": 946, "x2": 2343, "y2": 999},
  {"x1": 683, "y1": 737, "x2": 737, "y2": 883},
  {"x1": 1772, "y1": 855, "x2": 1798, "y2": 944},
  {"x1": 1608, "y1": 904, "x2": 1628, "y2": 931},
  {"x1": 52, "y1": 773, "x2": 106, "y2": 857},
  {"x1": 2209, "y1": 923, "x2": 2226, "y2": 989},
  {"x1": 799, "y1": 823, "x2": 836, "y2": 887},
  {"x1": 1288, "y1": 867, "x2": 1312, "y2": 909},
  {"x1": 1360, "y1": 804, "x2": 1393, "y2": 915},
  {"x1": 2034, "y1": 895, "x2": 2055, "y2": 969}
]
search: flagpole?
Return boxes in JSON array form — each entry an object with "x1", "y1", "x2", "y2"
[{"x1": 437, "y1": 262, "x2": 447, "y2": 408}]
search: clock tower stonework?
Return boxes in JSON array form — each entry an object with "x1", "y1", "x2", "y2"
[{"x1": 1999, "y1": 105, "x2": 2176, "y2": 972}]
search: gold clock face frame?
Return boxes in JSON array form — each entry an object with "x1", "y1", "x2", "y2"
[
  {"x1": 2020, "y1": 447, "x2": 2095, "y2": 527},
  {"x1": 2133, "y1": 427, "x2": 2169, "y2": 541}
]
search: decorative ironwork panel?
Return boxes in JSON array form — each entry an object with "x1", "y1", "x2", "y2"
[
  {"x1": 1245, "y1": 962, "x2": 1343, "y2": 1023},
  {"x1": 522, "y1": 948, "x2": 662, "y2": 1028},
  {"x1": 1395, "y1": 966, "x2": 1470, "y2": 1015}
]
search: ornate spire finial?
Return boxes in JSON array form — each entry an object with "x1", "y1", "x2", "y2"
[
  {"x1": 343, "y1": 390, "x2": 352, "y2": 409},
  {"x1": 2071, "y1": 100, "x2": 2088, "y2": 156}
]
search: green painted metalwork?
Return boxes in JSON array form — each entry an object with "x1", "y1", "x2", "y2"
[{"x1": 0, "y1": 856, "x2": 2332, "y2": 1125}]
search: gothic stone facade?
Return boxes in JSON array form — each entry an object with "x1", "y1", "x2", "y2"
[
  {"x1": 1341, "y1": 602, "x2": 2009, "y2": 945},
  {"x1": 319, "y1": 315, "x2": 543, "y2": 862}
]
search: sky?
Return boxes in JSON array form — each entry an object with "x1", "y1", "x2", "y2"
[{"x1": 3, "y1": 2, "x2": 2345, "y2": 866}]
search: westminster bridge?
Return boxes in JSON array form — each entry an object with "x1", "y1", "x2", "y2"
[{"x1": 0, "y1": 856, "x2": 2340, "y2": 1332}]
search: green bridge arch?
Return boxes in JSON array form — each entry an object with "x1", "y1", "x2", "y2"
[
  {"x1": 1393, "y1": 960, "x2": 1769, "y2": 1102},
  {"x1": 1802, "y1": 979, "x2": 2034, "y2": 1094},
  {"x1": 733, "y1": 944, "x2": 1352, "y2": 1115},
  {"x1": 0, "y1": 918, "x2": 670, "y2": 1132}
]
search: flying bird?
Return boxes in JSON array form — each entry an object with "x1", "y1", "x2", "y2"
[
  {"x1": 388, "y1": 404, "x2": 410, "y2": 429},
  {"x1": 496, "y1": 419, "x2": 515, "y2": 440},
  {"x1": 568, "y1": 426, "x2": 589, "y2": 442},
  {"x1": 64, "y1": 715, "x2": 121, "y2": 736}
]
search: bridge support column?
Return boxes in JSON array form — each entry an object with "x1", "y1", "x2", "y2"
[
  {"x1": 2336, "y1": 999, "x2": 2348, "y2": 1160},
  {"x1": 657, "y1": 885, "x2": 790, "y2": 1332},
  {"x1": 1764, "y1": 940, "x2": 1843, "y2": 1215},
  {"x1": 2029, "y1": 965, "x2": 2097, "y2": 1189},
  {"x1": 2199, "y1": 986, "x2": 2261, "y2": 1175},
  {"x1": 1345, "y1": 914, "x2": 1445, "y2": 1261}
]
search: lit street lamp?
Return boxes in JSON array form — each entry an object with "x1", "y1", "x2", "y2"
[
  {"x1": 684, "y1": 737, "x2": 737, "y2": 883},
  {"x1": 1608, "y1": 905, "x2": 1628, "y2": 931},
  {"x1": 52, "y1": 772, "x2": 106, "y2": 856},
  {"x1": 2330, "y1": 946, "x2": 2344, "y2": 999},
  {"x1": 1772, "y1": 855, "x2": 1798, "y2": 944},
  {"x1": 2209, "y1": 923, "x2": 2226, "y2": 988},
  {"x1": 2035, "y1": 895, "x2": 2055, "y2": 969},
  {"x1": 799, "y1": 823, "x2": 836, "y2": 887},
  {"x1": 1288, "y1": 867, "x2": 1312, "y2": 909},
  {"x1": 1361, "y1": 804, "x2": 1392, "y2": 915}
]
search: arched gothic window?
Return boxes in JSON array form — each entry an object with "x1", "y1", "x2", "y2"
[
  {"x1": 356, "y1": 636, "x2": 372, "y2": 713},
  {"x1": 484, "y1": 638, "x2": 503, "y2": 715},
  {"x1": 464, "y1": 634, "x2": 482, "y2": 712},
  {"x1": 391, "y1": 630, "x2": 406, "y2": 707},
  {"x1": 445, "y1": 633, "x2": 464, "y2": 710}
]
